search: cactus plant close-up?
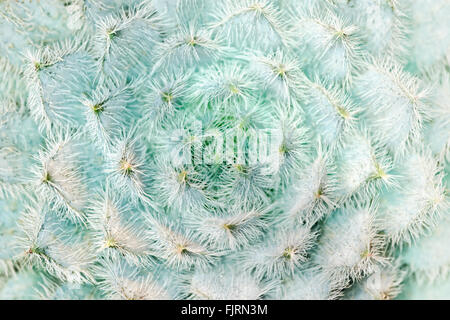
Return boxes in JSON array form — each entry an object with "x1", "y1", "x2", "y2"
[{"x1": 0, "y1": 0, "x2": 449, "y2": 301}]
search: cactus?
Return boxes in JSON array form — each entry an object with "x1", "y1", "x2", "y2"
[{"x1": 0, "y1": 0, "x2": 449, "y2": 300}]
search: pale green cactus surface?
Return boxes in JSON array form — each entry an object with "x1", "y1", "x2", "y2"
[{"x1": 0, "y1": 0, "x2": 449, "y2": 300}]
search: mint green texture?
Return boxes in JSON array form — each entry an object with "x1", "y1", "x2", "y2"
[{"x1": 0, "y1": 0, "x2": 449, "y2": 300}]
